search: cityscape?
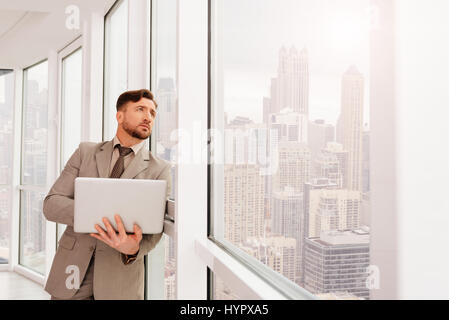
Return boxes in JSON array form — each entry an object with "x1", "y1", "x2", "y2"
[
  {"x1": 219, "y1": 46, "x2": 371, "y2": 299},
  {"x1": 154, "y1": 43, "x2": 371, "y2": 299}
]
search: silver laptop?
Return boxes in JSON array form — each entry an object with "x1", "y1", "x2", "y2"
[{"x1": 74, "y1": 177, "x2": 167, "y2": 234}]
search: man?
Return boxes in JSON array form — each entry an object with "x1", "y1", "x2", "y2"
[{"x1": 43, "y1": 89, "x2": 171, "y2": 300}]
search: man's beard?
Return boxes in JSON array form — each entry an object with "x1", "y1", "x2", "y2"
[{"x1": 122, "y1": 120, "x2": 151, "y2": 140}]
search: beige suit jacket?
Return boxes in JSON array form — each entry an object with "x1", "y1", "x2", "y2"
[{"x1": 43, "y1": 139, "x2": 171, "y2": 300}]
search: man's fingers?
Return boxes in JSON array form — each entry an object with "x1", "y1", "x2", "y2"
[
  {"x1": 102, "y1": 217, "x2": 119, "y2": 243},
  {"x1": 91, "y1": 231, "x2": 112, "y2": 246},
  {"x1": 134, "y1": 224, "x2": 143, "y2": 242},
  {"x1": 114, "y1": 214, "x2": 127, "y2": 238},
  {"x1": 94, "y1": 224, "x2": 112, "y2": 243}
]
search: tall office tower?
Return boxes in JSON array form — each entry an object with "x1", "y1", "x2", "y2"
[
  {"x1": 336, "y1": 66, "x2": 364, "y2": 192},
  {"x1": 224, "y1": 164, "x2": 265, "y2": 245},
  {"x1": 309, "y1": 189, "x2": 361, "y2": 238},
  {"x1": 271, "y1": 187, "x2": 302, "y2": 284},
  {"x1": 277, "y1": 46, "x2": 309, "y2": 114},
  {"x1": 308, "y1": 119, "x2": 335, "y2": 167},
  {"x1": 268, "y1": 110, "x2": 308, "y2": 144},
  {"x1": 225, "y1": 118, "x2": 268, "y2": 168},
  {"x1": 300, "y1": 178, "x2": 338, "y2": 286},
  {"x1": 264, "y1": 46, "x2": 310, "y2": 122},
  {"x1": 242, "y1": 236, "x2": 297, "y2": 283},
  {"x1": 362, "y1": 130, "x2": 370, "y2": 193},
  {"x1": 155, "y1": 78, "x2": 177, "y2": 158},
  {"x1": 304, "y1": 229, "x2": 370, "y2": 300},
  {"x1": 273, "y1": 142, "x2": 310, "y2": 194},
  {"x1": 314, "y1": 142, "x2": 348, "y2": 189},
  {"x1": 271, "y1": 187, "x2": 302, "y2": 239}
]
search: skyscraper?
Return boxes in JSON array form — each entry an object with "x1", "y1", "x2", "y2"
[
  {"x1": 242, "y1": 236, "x2": 297, "y2": 283},
  {"x1": 314, "y1": 142, "x2": 348, "y2": 188},
  {"x1": 301, "y1": 178, "x2": 338, "y2": 286},
  {"x1": 304, "y1": 229, "x2": 370, "y2": 300},
  {"x1": 224, "y1": 164, "x2": 265, "y2": 244},
  {"x1": 337, "y1": 66, "x2": 364, "y2": 192},
  {"x1": 308, "y1": 189, "x2": 361, "y2": 238},
  {"x1": 268, "y1": 110, "x2": 308, "y2": 144},
  {"x1": 264, "y1": 46, "x2": 310, "y2": 121},
  {"x1": 273, "y1": 142, "x2": 310, "y2": 194},
  {"x1": 308, "y1": 119, "x2": 335, "y2": 163},
  {"x1": 270, "y1": 187, "x2": 302, "y2": 284}
]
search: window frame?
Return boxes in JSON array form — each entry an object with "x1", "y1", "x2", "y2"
[
  {"x1": 17, "y1": 59, "x2": 50, "y2": 278},
  {"x1": 0, "y1": 69, "x2": 15, "y2": 270},
  {"x1": 56, "y1": 36, "x2": 83, "y2": 244}
]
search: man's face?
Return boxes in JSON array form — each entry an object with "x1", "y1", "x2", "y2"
[{"x1": 117, "y1": 98, "x2": 157, "y2": 140}]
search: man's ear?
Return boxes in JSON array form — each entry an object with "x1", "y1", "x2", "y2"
[{"x1": 116, "y1": 111, "x2": 123, "y2": 124}]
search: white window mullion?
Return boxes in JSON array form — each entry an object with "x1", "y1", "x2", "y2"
[
  {"x1": 9, "y1": 69, "x2": 23, "y2": 272},
  {"x1": 176, "y1": 0, "x2": 208, "y2": 300},
  {"x1": 44, "y1": 50, "x2": 59, "y2": 282}
]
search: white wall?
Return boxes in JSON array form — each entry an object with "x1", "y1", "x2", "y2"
[{"x1": 395, "y1": 0, "x2": 449, "y2": 299}]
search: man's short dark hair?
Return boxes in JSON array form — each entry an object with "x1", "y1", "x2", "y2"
[{"x1": 116, "y1": 89, "x2": 158, "y2": 111}]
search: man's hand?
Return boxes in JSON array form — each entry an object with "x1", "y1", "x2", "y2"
[{"x1": 90, "y1": 214, "x2": 142, "y2": 255}]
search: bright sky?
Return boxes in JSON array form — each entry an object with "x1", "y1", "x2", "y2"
[{"x1": 215, "y1": 0, "x2": 372, "y2": 126}]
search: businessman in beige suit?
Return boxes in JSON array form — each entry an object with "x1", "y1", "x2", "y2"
[{"x1": 43, "y1": 89, "x2": 171, "y2": 300}]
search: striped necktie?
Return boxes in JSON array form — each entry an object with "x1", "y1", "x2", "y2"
[{"x1": 109, "y1": 145, "x2": 133, "y2": 178}]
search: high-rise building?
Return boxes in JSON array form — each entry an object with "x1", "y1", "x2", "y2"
[
  {"x1": 268, "y1": 110, "x2": 308, "y2": 144},
  {"x1": 308, "y1": 119, "x2": 335, "y2": 162},
  {"x1": 337, "y1": 66, "x2": 364, "y2": 192},
  {"x1": 270, "y1": 187, "x2": 302, "y2": 284},
  {"x1": 224, "y1": 164, "x2": 265, "y2": 244},
  {"x1": 242, "y1": 236, "x2": 297, "y2": 283},
  {"x1": 304, "y1": 229, "x2": 370, "y2": 300},
  {"x1": 271, "y1": 187, "x2": 302, "y2": 240},
  {"x1": 301, "y1": 178, "x2": 338, "y2": 286},
  {"x1": 314, "y1": 142, "x2": 348, "y2": 188},
  {"x1": 264, "y1": 46, "x2": 309, "y2": 122},
  {"x1": 308, "y1": 189, "x2": 361, "y2": 238},
  {"x1": 273, "y1": 142, "x2": 310, "y2": 194}
]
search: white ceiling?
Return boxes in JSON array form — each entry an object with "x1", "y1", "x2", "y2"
[
  {"x1": 0, "y1": 0, "x2": 115, "y2": 69},
  {"x1": 0, "y1": 10, "x2": 28, "y2": 40}
]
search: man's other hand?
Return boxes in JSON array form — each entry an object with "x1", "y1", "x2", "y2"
[{"x1": 90, "y1": 214, "x2": 142, "y2": 255}]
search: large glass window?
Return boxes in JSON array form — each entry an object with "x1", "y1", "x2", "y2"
[
  {"x1": 151, "y1": 0, "x2": 178, "y2": 300},
  {"x1": 104, "y1": 0, "x2": 129, "y2": 141},
  {"x1": 20, "y1": 60, "x2": 49, "y2": 274},
  {"x1": 210, "y1": 0, "x2": 371, "y2": 299},
  {"x1": 0, "y1": 70, "x2": 14, "y2": 264}
]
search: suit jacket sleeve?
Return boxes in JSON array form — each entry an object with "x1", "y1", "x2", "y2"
[
  {"x1": 42, "y1": 145, "x2": 81, "y2": 227},
  {"x1": 123, "y1": 162, "x2": 172, "y2": 264}
]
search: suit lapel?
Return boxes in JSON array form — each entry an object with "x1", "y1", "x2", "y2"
[
  {"x1": 121, "y1": 147, "x2": 150, "y2": 179},
  {"x1": 95, "y1": 140, "x2": 114, "y2": 178}
]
